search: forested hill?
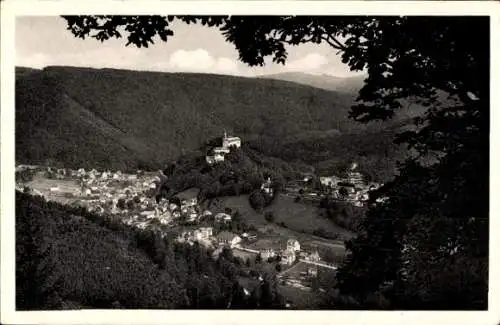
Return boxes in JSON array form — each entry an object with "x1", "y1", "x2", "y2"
[
  {"x1": 15, "y1": 66, "x2": 424, "y2": 175},
  {"x1": 15, "y1": 66, "x2": 353, "y2": 171},
  {"x1": 256, "y1": 72, "x2": 365, "y2": 94},
  {"x1": 16, "y1": 191, "x2": 284, "y2": 309}
]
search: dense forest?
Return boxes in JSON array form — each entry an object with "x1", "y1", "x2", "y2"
[{"x1": 16, "y1": 191, "x2": 284, "y2": 310}]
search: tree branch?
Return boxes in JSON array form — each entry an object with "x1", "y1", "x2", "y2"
[{"x1": 321, "y1": 35, "x2": 346, "y2": 51}]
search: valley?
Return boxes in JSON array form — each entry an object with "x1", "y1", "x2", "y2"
[{"x1": 14, "y1": 66, "x2": 414, "y2": 309}]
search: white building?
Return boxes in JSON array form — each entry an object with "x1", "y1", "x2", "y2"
[
  {"x1": 140, "y1": 210, "x2": 156, "y2": 218},
  {"x1": 206, "y1": 147, "x2": 230, "y2": 164},
  {"x1": 215, "y1": 213, "x2": 232, "y2": 223},
  {"x1": 205, "y1": 131, "x2": 241, "y2": 165},
  {"x1": 222, "y1": 131, "x2": 241, "y2": 149},
  {"x1": 199, "y1": 227, "x2": 213, "y2": 239},
  {"x1": 260, "y1": 248, "x2": 276, "y2": 260},
  {"x1": 261, "y1": 177, "x2": 273, "y2": 195},
  {"x1": 193, "y1": 230, "x2": 203, "y2": 241},
  {"x1": 287, "y1": 239, "x2": 301, "y2": 252},
  {"x1": 347, "y1": 171, "x2": 364, "y2": 186},
  {"x1": 307, "y1": 267, "x2": 318, "y2": 277},
  {"x1": 187, "y1": 212, "x2": 199, "y2": 222},
  {"x1": 281, "y1": 249, "x2": 296, "y2": 265},
  {"x1": 214, "y1": 147, "x2": 231, "y2": 155},
  {"x1": 213, "y1": 153, "x2": 225, "y2": 162},
  {"x1": 320, "y1": 176, "x2": 341, "y2": 188}
]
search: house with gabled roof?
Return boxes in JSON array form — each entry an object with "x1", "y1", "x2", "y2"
[{"x1": 287, "y1": 239, "x2": 301, "y2": 252}]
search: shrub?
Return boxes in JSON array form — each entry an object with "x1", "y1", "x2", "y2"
[
  {"x1": 116, "y1": 198, "x2": 126, "y2": 210},
  {"x1": 264, "y1": 211, "x2": 275, "y2": 223},
  {"x1": 249, "y1": 191, "x2": 266, "y2": 212}
]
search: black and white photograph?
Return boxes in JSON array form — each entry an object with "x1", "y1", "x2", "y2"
[{"x1": 1, "y1": 1, "x2": 499, "y2": 325}]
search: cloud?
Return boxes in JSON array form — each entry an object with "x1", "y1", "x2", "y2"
[
  {"x1": 17, "y1": 47, "x2": 241, "y2": 76},
  {"x1": 17, "y1": 46, "x2": 145, "y2": 70},
  {"x1": 286, "y1": 53, "x2": 329, "y2": 72},
  {"x1": 168, "y1": 49, "x2": 215, "y2": 70},
  {"x1": 168, "y1": 49, "x2": 239, "y2": 74}
]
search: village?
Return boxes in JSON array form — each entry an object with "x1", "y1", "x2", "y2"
[{"x1": 15, "y1": 131, "x2": 383, "y2": 297}]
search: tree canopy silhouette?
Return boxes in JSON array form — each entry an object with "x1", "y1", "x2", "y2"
[{"x1": 61, "y1": 15, "x2": 489, "y2": 309}]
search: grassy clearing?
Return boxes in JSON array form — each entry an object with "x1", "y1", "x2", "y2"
[
  {"x1": 263, "y1": 195, "x2": 353, "y2": 239},
  {"x1": 212, "y1": 194, "x2": 353, "y2": 242}
]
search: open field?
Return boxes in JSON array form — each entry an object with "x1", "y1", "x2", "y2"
[
  {"x1": 263, "y1": 195, "x2": 353, "y2": 238},
  {"x1": 25, "y1": 172, "x2": 81, "y2": 204},
  {"x1": 208, "y1": 194, "x2": 353, "y2": 238},
  {"x1": 208, "y1": 194, "x2": 351, "y2": 257}
]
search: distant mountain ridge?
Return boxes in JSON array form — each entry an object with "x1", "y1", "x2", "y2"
[{"x1": 256, "y1": 72, "x2": 366, "y2": 94}]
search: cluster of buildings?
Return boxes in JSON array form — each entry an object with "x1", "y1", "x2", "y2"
[
  {"x1": 70, "y1": 169, "x2": 162, "y2": 212},
  {"x1": 258, "y1": 239, "x2": 317, "y2": 266},
  {"x1": 321, "y1": 168, "x2": 382, "y2": 207},
  {"x1": 35, "y1": 167, "x2": 202, "y2": 231},
  {"x1": 286, "y1": 163, "x2": 383, "y2": 207},
  {"x1": 175, "y1": 228, "x2": 251, "y2": 251},
  {"x1": 205, "y1": 131, "x2": 242, "y2": 165}
]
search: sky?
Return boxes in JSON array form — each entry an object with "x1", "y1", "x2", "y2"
[{"x1": 16, "y1": 16, "x2": 364, "y2": 78}]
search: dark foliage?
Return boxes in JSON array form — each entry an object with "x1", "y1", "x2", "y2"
[
  {"x1": 16, "y1": 192, "x2": 283, "y2": 309},
  {"x1": 264, "y1": 211, "x2": 275, "y2": 223},
  {"x1": 320, "y1": 197, "x2": 366, "y2": 232}
]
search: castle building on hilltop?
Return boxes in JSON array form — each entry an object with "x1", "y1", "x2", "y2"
[
  {"x1": 222, "y1": 130, "x2": 241, "y2": 149},
  {"x1": 206, "y1": 131, "x2": 241, "y2": 165},
  {"x1": 261, "y1": 177, "x2": 274, "y2": 195}
]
